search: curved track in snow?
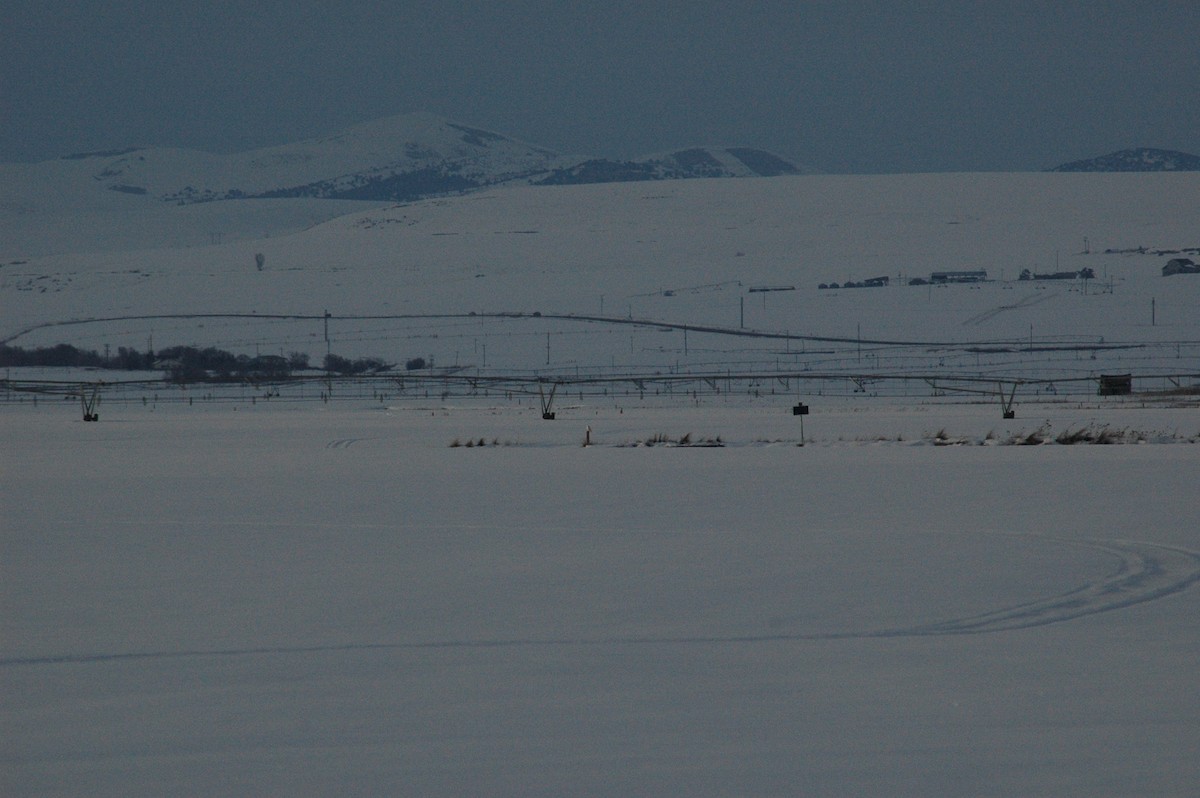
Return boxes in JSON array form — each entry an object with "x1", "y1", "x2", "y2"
[
  {"x1": 4, "y1": 537, "x2": 1197, "y2": 668},
  {"x1": 884, "y1": 538, "x2": 1200, "y2": 637}
]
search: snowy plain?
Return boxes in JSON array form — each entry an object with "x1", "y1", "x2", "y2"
[
  {"x1": 2, "y1": 166, "x2": 1199, "y2": 795},
  {"x1": 3, "y1": 398, "x2": 1199, "y2": 796}
]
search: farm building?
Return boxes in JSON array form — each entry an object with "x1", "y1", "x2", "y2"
[
  {"x1": 1162, "y1": 258, "x2": 1199, "y2": 276},
  {"x1": 1098, "y1": 374, "x2": 1133, "y2": 395}
]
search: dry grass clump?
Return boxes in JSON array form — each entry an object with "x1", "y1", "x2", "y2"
[
  {"x1": 1052, "y1": 424, "x2": 1155, "y2": 444},
  {"x1": 621, "y1": 433, "x2": 723, "y2": 447},
  {"x1": 1006, "y1": 422, "x2": 1051, "y2": 445},
  {"x1": 930, "y1": 428, "x2": 969, "y2": 446},
  {"x1": 1056, "y1": 424, "x2": 1116, "y2": 444},
  {"x1": 1000, "y1": 422, "x2": 1193, "y2": 445}
]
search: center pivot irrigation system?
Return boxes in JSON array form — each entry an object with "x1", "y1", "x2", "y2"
[
  {"x1": 4, "y1": 369, "x2": 1197, "y2": 424},
  {"x1": 3, "y1": 311, "x2": 1197, "y2": 421}
]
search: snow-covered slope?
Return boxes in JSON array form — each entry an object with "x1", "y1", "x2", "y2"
[
  {"x1": 0, "y1": 112, "x2": 567, "y2": 206},
  {"x1": 0, "y1": 113, "x2": 804, "y2": 257},
  {"x1": 3, "y1": 170, "x2": 1197, "y2": 382}
]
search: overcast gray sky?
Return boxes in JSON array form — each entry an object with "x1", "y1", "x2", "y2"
[{"x1": 3, "y1": 1, "x2": 1198, "y2": 172}]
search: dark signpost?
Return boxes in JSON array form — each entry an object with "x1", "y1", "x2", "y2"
[{"x1": 793, "y1": 402, "x2": 809, "y2": 445}]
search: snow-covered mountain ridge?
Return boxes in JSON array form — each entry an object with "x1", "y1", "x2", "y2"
[
  {"x1": 1, "y1": 112, "x2": 802, "y2": 208},
  {"x1": 1050, "y1": 147, "x2": 1200, "y2": 172}
]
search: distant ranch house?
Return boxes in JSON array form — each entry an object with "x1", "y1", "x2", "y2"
[
  {"x1": 1019, "y1": 267, "x2": 1096, "y2": 281},
  {"x1": 1162, "y1": 258, "x2": 1199, "y2": 276},
  {"x1": 818, "y1": 276, "x2": 888, "y2": 289},
  {"x1": 929, "y1": 270, "x2": 987, "y2": 284}
]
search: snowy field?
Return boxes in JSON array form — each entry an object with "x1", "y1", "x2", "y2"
[
  {"x1": 2, "y1": 394, "x2": 1198, "y2": 796},
  {"x1": 3, "y1": 169, "x2": 1199, "y2": 794}
]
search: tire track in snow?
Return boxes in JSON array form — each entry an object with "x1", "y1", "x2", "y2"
[
  {"x1": 884, "y1": 539, "x2": 1200, "y2": 637},
  {"x1": 962, "y1": 291, "x2": 1057, "y2": 326},
  {"x1": 3, "y1": 538, "x2": 1197, "y2": 668}
]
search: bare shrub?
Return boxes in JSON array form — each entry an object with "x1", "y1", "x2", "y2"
[
  {"x1": 1056, "y1": 426, "x2": 1094, "y2": 445},
  {"x1": 1020, "y1": 422, "x2": 1051, "y2": 445}
]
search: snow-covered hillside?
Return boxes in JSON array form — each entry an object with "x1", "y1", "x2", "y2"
[
  {"x1": 3, "y1": 170, "x2": 1198, "y2": 386},
  {"x1": 0, "y1": 113, "x2": 805, "y2": 260},
  {"x1": 0, "y1": 113, "x2": 565, "y2": 204},
  {"x1": 0, "y1": 113, "x2": 572, "y2": 259},
  {"x1": 0, "y1": 112, "x2": 804, "y2": 260}
]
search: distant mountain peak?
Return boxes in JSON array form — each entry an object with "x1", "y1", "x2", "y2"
[
  {"x1": 294, "y1": 111, "x2": 556, "y2": 157},
  {"x1": 1049, "y1": 147, "x2": 1200, "y2": 172}
]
